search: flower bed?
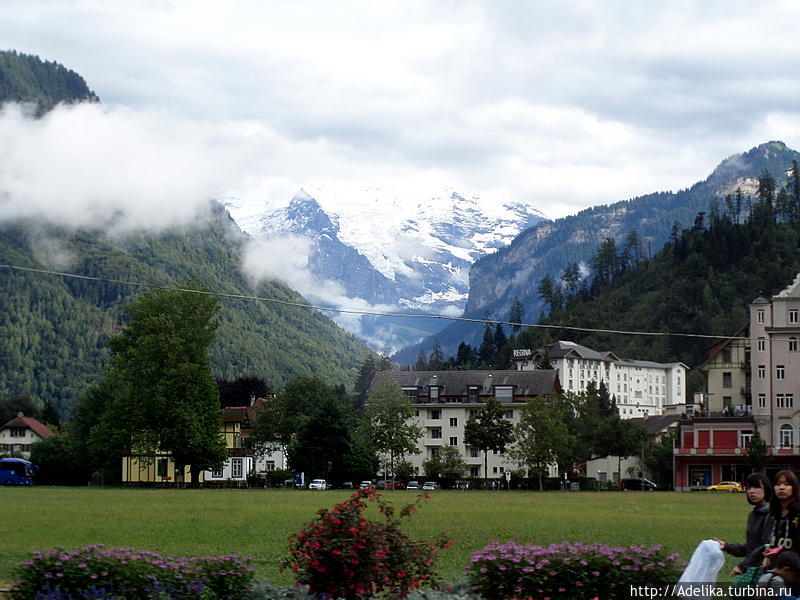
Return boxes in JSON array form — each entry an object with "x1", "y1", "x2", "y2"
[
  {"x1": 466, "y1": 540, "x2": 682, "y2": 600},
  {"x1": 10, "y1": 545, "x2": 255, "y2": 600}
]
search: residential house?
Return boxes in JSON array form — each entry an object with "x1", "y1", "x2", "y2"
[
  {"x1": 374, "y1": 370, "x2": 561, "y2": 479},
  {"x1": 697, "y1": 325, "x2": 750, "y2": 414},
  {"x1": 0, "y1": 414, "x2": 54, "y2": 459},
  {"x1": 515, "y1": 341, "x2": 687, "y2": 418},
  {"x1": 586, "y1": 413, "x2": 681, "y2": 484},
  {"x1": 122, "y1": 400, "x2": 286, "y2": 486}
]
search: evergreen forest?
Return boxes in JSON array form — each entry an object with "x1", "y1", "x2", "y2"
[
  {"x1": 0, "y1": 50, "x2": 99, "y2": 114},
  {"x1": 0, "y1": 206, "x2": 373, "y2": 416}
]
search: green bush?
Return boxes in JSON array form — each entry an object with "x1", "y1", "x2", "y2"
[{"x1": 284, "y1": 489, "x2": 452, "y2": 599}]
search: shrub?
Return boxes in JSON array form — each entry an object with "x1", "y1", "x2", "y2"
[
  {"x1": 10, "y1": 545, "x2": 255, "y2": 600},
  {"x1": 284, "y1": 489, "x2": 452, "y2": 599},
  {"x1": 466, "y1": 540, "x2": 682, "y2": 600}
]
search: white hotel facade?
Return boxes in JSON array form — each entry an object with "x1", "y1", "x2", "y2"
[{"x1": 514, "y1": 341, "x2": 687, "y2": 418}]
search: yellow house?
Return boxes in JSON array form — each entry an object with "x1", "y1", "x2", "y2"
[{"x1": 121, "y1": 405, "x2": 257, "y2": 486}]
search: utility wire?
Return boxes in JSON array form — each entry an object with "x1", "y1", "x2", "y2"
[{"x1": 0, "y1": 263, "x2": 750, "y2": 341}]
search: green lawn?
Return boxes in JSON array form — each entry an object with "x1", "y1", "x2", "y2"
[{"x1": 0, "y1": 487, "x2": 750, "y2": 587}]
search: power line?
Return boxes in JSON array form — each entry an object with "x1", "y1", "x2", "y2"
[{"x1": 0, "y1": 262, "x2": 749, "y2": 341}]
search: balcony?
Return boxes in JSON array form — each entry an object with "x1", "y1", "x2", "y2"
[{"x1": 424, "y1": 438, "x2": 445, "y2": 446}]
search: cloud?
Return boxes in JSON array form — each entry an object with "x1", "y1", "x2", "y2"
[
  {"x1": 5, "y1": 3, "x2": 800, "y2": 226},
  {"x1": 241, "y1": 236, "x2": 404, "y2": 348},
  {"x1": 0, "y1": 103, "x2": 234, "y2": 231}
]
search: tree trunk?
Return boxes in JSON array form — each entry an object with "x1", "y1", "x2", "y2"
[
  {"x1": 538, "y1": 472, "x2": 543, "y2": 492},
  {"x1": 189, "y1": 465, "x2": 201, "y2": 489}
]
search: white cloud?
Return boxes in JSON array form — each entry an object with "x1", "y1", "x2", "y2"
[{"x1": 4, "y1": 1, "x2": 800, "y2": 222}]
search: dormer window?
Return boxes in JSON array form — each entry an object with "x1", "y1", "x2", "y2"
[
  {"x1": 429, "y1": 386, "x2": 440, "y2": 403},
  {"x1": 494, "y1": 385, "x2": 514, "y2": 403},
  {"x1": 468, "y1": 386, "x2": 479, "y2": 403}
]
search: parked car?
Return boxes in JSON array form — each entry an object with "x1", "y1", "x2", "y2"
[
  {"x1": 620, "y1": 477, "x2": 657, "y2": 491},
  {"x1": 422, "y1": 481, "x2": 439, "y2": 490},
  {"x1": 341, "y1": 481, "x2": 354, "y2": 489},
  {"x1": 385, "y1": 481, "x2": 406, "y2": 490},
  {"x1": 308, "y1": 479, "x2": 327, "y2": 490},
  {"x1": 359, "y1": 480, "x2": 373, "y2": 489},
  {"x1": 707, "y1": 481, "x2": 743, "y2": 492},
  {"x1": 406, "y1": 480, "x2": 420, "y2": 490}
]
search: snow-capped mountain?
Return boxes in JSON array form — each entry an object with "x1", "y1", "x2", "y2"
[{"x1": 223, "y1": 185, "x2": 547, "y2": 352}]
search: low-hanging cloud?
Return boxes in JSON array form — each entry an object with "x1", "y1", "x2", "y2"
[{"x1": 0, "y1": 102, "x2": 241, "y2": 232}]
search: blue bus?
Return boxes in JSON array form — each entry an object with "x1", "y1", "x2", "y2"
[{"x1": 0, "y1": 458, "x2": 36, "y2": 485}]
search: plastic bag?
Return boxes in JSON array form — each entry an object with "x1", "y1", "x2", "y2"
[{"x1": 677, "y1": 539, "x2": 725, "y2": 598}]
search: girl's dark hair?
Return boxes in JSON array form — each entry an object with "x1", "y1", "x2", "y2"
[
  {"x1": 770, "y1": 470, "x2": 800, "y2": 518},
  {"x1": 746, "y1": 472, "x2": 773, "y2": 505}
]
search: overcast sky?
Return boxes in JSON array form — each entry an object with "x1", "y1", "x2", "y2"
[{"x1": 4, "y1": 0, "x2": 800, "y2": 223}]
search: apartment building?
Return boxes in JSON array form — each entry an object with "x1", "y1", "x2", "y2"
[{"x1": 376, "y1": 370, "x2": 561, "y2": 479}]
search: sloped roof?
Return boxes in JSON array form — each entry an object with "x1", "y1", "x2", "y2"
[
  {"x1": 702, "y1": 324, "x2": 749, "y2": 365},
  {"x1": 375, "y1": 370, "x2": 560, "y2": 397},
  {"x1": 751, "y1": 296, "x2": 771, "y2": 305},
  {"x1": 1, "y1": 416, "x2": 54, "y2": 439},
  {"x1": 629, "y1": 414, "x2": 681, "y2": 436},
  {"x1": 541, "y1": 341, "x2": 618, "y2": 361}
]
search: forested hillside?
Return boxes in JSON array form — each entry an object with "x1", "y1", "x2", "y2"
[
  {"x1": 426, "y1": 167, "x2": 800, "y2": 392},
  {"x1": 0, "y1": 50, "x2": 99, "y2": 113},
  {"x1": 0, "y1": 206, "x2": 373, "y2": 415}
]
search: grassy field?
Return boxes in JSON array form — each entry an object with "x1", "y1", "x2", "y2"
[{"x1": 0, "y1": 487, "x2": 750, "y2": 588}]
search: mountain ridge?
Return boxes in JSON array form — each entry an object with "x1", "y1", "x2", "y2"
[{"x1": 393, "y1": 140, "x2": 800, "y2": 365}]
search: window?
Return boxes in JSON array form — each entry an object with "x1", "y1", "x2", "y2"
[
  {"x1": 723, "y1": 396, "x2": 732, "y2": 408},
  {"x1": 468, "y1": 387, "x2": 479, "y2": 403},
  {"x1": 265, "y1": 461, "x2": 275, "y2": 471},
  {"x1": 430, "y1": 409, "x2": 441, "y2": 420},
  {"x1": 791, "y1": 338, "x2": 798, "y2": 352},
  {"x1": 470, "y1": 447, "x2": 479, "y2": 458},
  {"x1": 470, "y1": 466, "x2": 480, "y2": 477},
  {"x1": 431, "y1": 428, "x2": 442, "y2": 439},
  {"x1": 722, "y1": 372, "x2": 732, "y2": 388},
  {"x1": 403, "y1": 387, "x2": 419, "y2": 400},
  {"x1": 449, "y1": 417, "x2": 458, "y2": 427},
  {"x1": 758, "y1": 338, "x2": 766, "y2": 352},
  {"x1": 777, "y1": 394, "x2": 787, "y2": 408},
  {"x1": 758, "y1": 365, "x2": 766, "y2": 379},
  {"x1": 721, "y1": 349, "x2": 731, "y2": 363},
  {"x1": 791, "y1": 310, "x2": 799, "y2": 324},
  {"x1": 232, "y1": 458, "x2": 243, "y2": 478},
  {"x1": 493, "y1": 467, "x2": 498, "y2": 474},
  {"x1": 212, "y1": 468, "x2": 223, "y2": 478},
  {"x1": 10, "y1": 428, "x2": 25, "y2": 437},
  {"x1": 780, "y1": 424, "x2": 794, "y2": 448},
  {"x1": 157, "y1": 459, "x2": 168, "y2": 478},
  {"x1": 741, "y1": 432, "x2": 753, "y2": 448},
  {"x1": 758, "y1": 393, "x2": 767, "y2": 408},
  {"x1": 757, "y1": 309, "x2": 765, "y2": 324},
  {"x1": 505, "y1": 410, "x2": 514, "y2": 419},
  {"x1": 449, "y1": 437, "x2": 458, "y2": 446},
  {"x1": 429, "y1": 386, "x2": 440, "y2": 402},
  {"x1": 494, "y1": 386, "x2": 514, "y2": 403},
  {"x1": 777, "y1": 365, "x2": 786, "y2": 380},
  {"x1": 788, "y1": 394, "x2": 795, "y2": 409}
]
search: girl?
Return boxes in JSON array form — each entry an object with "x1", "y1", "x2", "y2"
[
  {"x1": 716, "y1": 472, "x2": 775, "y2": 574},
  {"x1": 770, "y1": 470, "x2": 800, "y2": 552}
]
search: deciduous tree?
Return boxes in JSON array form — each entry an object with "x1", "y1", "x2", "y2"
[
  {"x1": 365, "y1": 373, "x2": 422, "y2": 484},
  {"x1": 99, "y1": 288, "x2": 228, "y2": 487},
  {"x1": 464, "y1": 397, "x2": 514, "y2": 480},
  {"x1": 509, "y1": 396, "x2": 573, "y2": 491}
]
